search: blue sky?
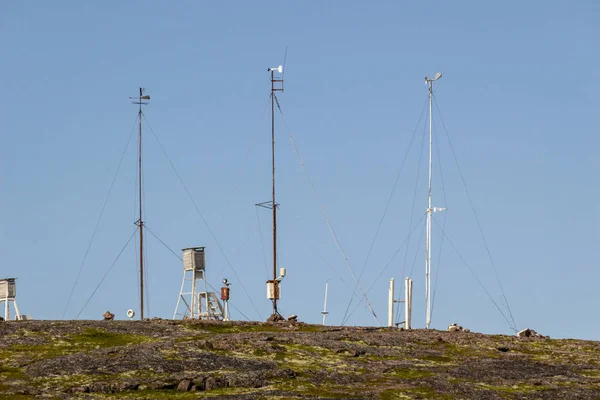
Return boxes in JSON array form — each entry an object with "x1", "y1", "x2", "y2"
[{"x1": 1, "y1": 1, "x2": 598, "y2": 339}]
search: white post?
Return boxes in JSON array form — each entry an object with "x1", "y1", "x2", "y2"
[
  {"x1": 5, "y1": 299, "x2": 9, "y2": 321},
  {"x1": 321, "y1": 282, "x2": 329, "y2": 326},
  {"x1": 223, "y1": 300, "x2": 230, "y2": 321},
  {"x1": 405, "y1": 277, "x2": 412, "y2": 329},
  {"x1": 388, "y1": 278, "x2": 395, "y2": 327}
]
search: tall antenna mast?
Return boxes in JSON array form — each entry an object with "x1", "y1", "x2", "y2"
[
  {"x1": 258, "y1": 65, "x2": 284, "y2": 319},
  {"x1": 130, "y1": 87, "x2": 150, "y2": 320},
  {"x1": 424, "y1": 73, "x2": 444, "y2": 329}
]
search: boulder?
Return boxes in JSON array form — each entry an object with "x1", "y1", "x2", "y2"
[
  {"x1": 448, "y1": 323, "x2": 470, "y2": 333},
  {"x1": 287, "y1": 315, "x2": 298, "y2": 322},
  {"x1": 177, "y1": 379, "x2": 193, "y2": 392},
  {"x1": 103, "y1": 311, "x2": 115, "y2": 321},
  {"x1": 267, "y1": 313, "x2": 285, "y2": 322},
  {"x1": 517, "y1": 328, "x2": 547, "y2": 338}
]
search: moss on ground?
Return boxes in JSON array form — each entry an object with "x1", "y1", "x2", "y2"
[
  {"x1": 183, "y1": 323, "x2": 284, "y2": 334},
  {"x1": 476, "y1": 382, "x2": 551, "y2": 394},
  {"x1": 385, "y1": 368, "x2": 434, "y2": 379},
  {"x1": 380, "y1": 387, "x2": 454, "y2": 399},
  {"x1": 1, "y1": 321, "x2": 599, "y2": 399}
]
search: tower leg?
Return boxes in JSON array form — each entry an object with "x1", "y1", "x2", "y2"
[
  {"x1": 173, "y1": 271, "x2": 187, "y2": 319},
  {"x1": 5, "y1": 299, "x2": 9, "y2": 321},
  {"x1": 13, "y1": 300, "x2": 21, "y2": 320}
]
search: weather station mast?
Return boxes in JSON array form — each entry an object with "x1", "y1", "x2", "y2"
[
  {"x1": 129, "y1": 88, "x2": 150, "y2": 320},
  {"x1": 257, "y1": 65, "x2": 286, "y2": 320},
  {"x1": 424, "y1": 73, "x2": 445, "y2": 329}
]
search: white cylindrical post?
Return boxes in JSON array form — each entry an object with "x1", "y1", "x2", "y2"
[
  {"x1": 5, "y1": 299, "x2": 9, "y2": 321},
  {"x1": 405, "y1": 277, "x2": 412, "y2": 329},
  {"x1": 388, "y1": 278, "x2": 395, "y2": 327},
  {"x1": 223, "y1": 300, "x2": 230, "y2": 321},
  {"x1": 322, "y1": 282, "x2": 329, "y2": 326}
]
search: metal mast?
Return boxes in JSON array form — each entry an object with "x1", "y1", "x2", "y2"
[
  {"x1": 130, "y1": 88, "x2": 150, "y2": 320},
  {"x1": 424, "y1": 73, "x2": 443, "y2": 329},
  {"x1": 258, "y1": 66, "x2": 284, "y2": 317},
  {"x1": 270, "y1": 66, "x2": 283, "y2": 316}
]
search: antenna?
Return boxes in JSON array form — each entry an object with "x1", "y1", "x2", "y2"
[
  {"x1": 257, "y1": 61, "x2": 285, "y2": 321},
  {"x1": 424, "y1": 73, "x2": 445, "y2": 329},
  {"x1": 282, "y1": 46, "x2": 287, "y2": 90},
  {"x1": 129, "y1": 87, "x2": 150, "y2": 320}
]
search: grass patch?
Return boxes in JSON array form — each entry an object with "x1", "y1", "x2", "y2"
[
  {"x1": 183, "y1": 323, "x2": 283, "y2": 334},
  {"x1": 386, "y1": 368, "x2": 434, "y2": 379},
  {"x1": 274, "y1": 377, "x2": 359, "y2": 398},
  {"x1": 420, "y1": 354, "x2": 453, "y2": 363},
  {"x1": 476, "y1": 383, "x2": 550, "y2": 394},
  {"x1": 0, "y1": 366, "x2": 28, "y2": 380},
  {"x1": 6, "y1": 328, "x2": 152, "y2": 362},
  {"x1": 380, "y1": 386, "x2": 455, "y2": 399},
  {"x1": 295, "y1": 325, "x2": 323, "y2": 333},
  {"x1": 101, "y1": 386, "x2": 257, "y2": 398},
  {"x1": 580, "y1": 369, "x2": 600, "y2": 378},
  {"x1": 253, "y1": 348, "x2": 268, "y2": 357},
  {"x1": 72, "y1": 328, "x2": 149, "y2": 347}
]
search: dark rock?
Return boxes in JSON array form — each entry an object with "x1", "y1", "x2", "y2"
[
  {"x1": 198, "y1": 340, "x2": 214, "y2": 349},
  {"x1": 72, "y1": 386, "x2": 90, "y2": 393},
  {"x1": 351, "y1": 350, "x2": 366, "y2": 357},
  {"x1": 119, "y1": 381, "x2": 139, "y2": 391},
  {"x1": 150, "y1": 381, "x2": 177, "y2": 390},
  {"x1": 267, "y1": 313, "x2": 285, "y2": 322},
  {"x1": 89, "y1": 382, "x2": 115, "y2": 393},
  {"x1": 497, "y1": 346, "x2": 510, "y2": 352},
  {"x1": 284, "y1": 368, "x2": 297, "y2": 378},
  {"x1": 103, "y1": 311, "x2": 115, "y2": 321},
  {"x1": 204, "y1": 376, "x2": 216, "y2": 391},
  {"x1": 225, "y1": 372, "x2": 267, "y2": 388},
  {"x1": 177, "y1": 379, "x2": 193, "y2": 392}
]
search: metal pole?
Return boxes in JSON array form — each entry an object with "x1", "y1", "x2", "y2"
[
  {"x1": 388, "y1": 278, "x2": 395, "y2": 327},
  {"x1": 426, "y1": 80, "x2": 433, "y2": 329},
  {"x1": 322, "y1": 282, "x2": 329, "y2": 325},
  {"x1": 271, "y1": 70, "x2": 278, "y2": 316},
  {"x1": 405, "y1": 277, "x2": 412, "y2": 329},
  {"x1": 138, "y1": 87, "x2": 145, "y2": 321}
]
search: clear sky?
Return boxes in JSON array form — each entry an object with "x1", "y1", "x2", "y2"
[{"x1": 1, "y1": 1, "x2": 598, "y2": 339}]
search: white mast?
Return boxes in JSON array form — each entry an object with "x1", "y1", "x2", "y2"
[
  {"x1": 425, "y1": 72, "x2": 444, "y2": 329},
  {"x1": 321, "y1": 281, "x2": 329, "y2": 325}
]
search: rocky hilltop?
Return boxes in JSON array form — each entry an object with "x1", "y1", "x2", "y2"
[{"x1": 0, "y1": 319, "x2": 599, "y2": 399}]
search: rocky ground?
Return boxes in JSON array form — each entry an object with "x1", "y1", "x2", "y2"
[{"x1": 0, "y1": 319, "x2": 599, "y2": 399}]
